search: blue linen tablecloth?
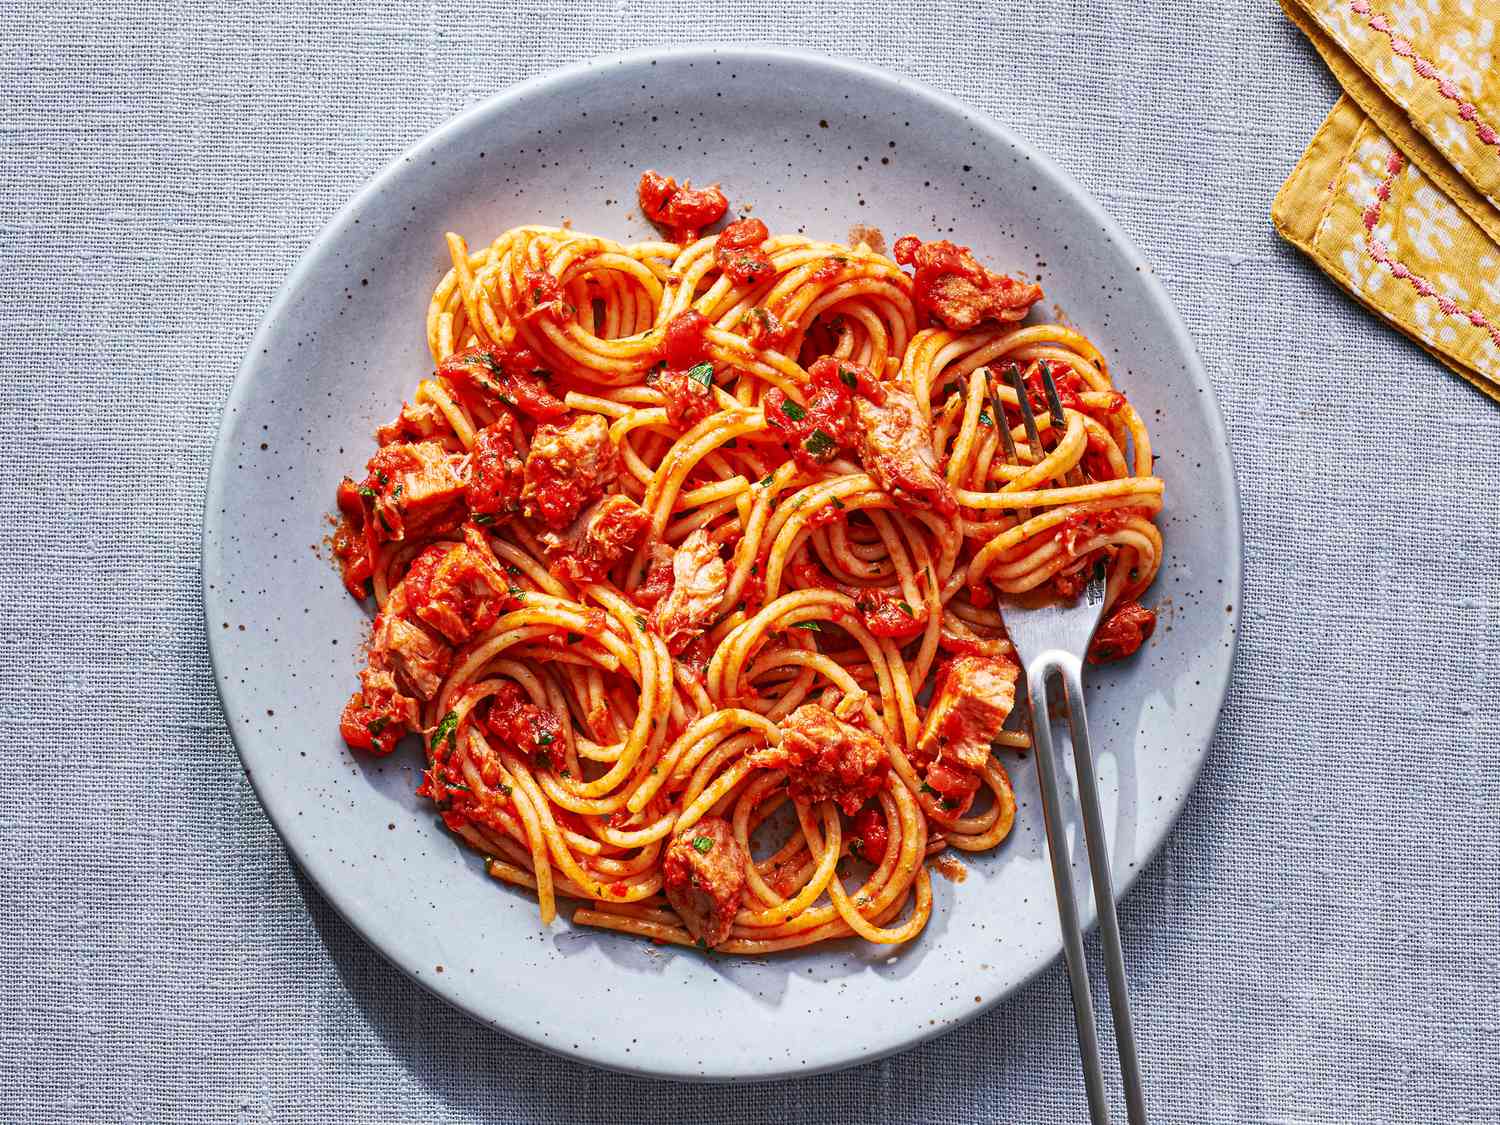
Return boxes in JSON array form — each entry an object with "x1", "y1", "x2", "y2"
[{"x1": 3, "y1": 3, "x2": 1497, "y2": 1122}]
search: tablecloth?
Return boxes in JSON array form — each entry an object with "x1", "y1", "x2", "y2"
[{"x1": 3, "y1": 2, "x2": 1497, "y2": 1122}]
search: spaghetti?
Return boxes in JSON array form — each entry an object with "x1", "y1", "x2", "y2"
[{"x1": 329, "y1": 172, "x2": 1164, "y2": 953}]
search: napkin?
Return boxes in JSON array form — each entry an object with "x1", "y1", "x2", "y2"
[{"x1": 1273, "y1": 0, "x2": 1500, "y2": 403}]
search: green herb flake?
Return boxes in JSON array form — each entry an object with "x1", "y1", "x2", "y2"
[
  {"x1": 431, "y1": 711, "x2": 459, "y2": 753},
  {"x1": 498, "y1": 782, "x2": 513, "y2": 796},
  {"x1": 919, "y1": 782, "x2": 939, "y2": 797},
  {"x1": 566, "y1": 632, "x2": 581, "y2": 644},
  {"x1": 507, "y1": 585, "x2": 524, "y2": 598},
  {"x1": 898, "y1": 601, "x2": 915, "y2": 616},
  {"x1": 357, "y1": 484, "x2": 377, "y2": 499},
  {"x1": 505, "y1": 563, "x2": 522, "y2": 576},
  {"x1": 838, "y1": 366, "x2": 858, "y2": 390},
  {"x1": 791, "y1": 621, "x2": 822, "y2": 632},
  {"x1": 472, "y1": 513, "x2": 495, "y2": 525},
  {"x1": 686, "y1": 362, "x2": 714, "y2": 389},
  {"x1": 831, "y1": 496, "x2": 845, "y2": 510},
  {"x1": 978, "y1": 410, "x2": 993, "y2": 427},
  {"x1": 536, "y1": 750, "x2": 553, "y2": 769},
  {"x1": 803, "y1": 428, "x2": 836, "y2": 457},
  {"x1": 692, "y1": 835, "x2": 714, "y2": 854},
  {"x1": 780, "y1": 399, "x2": 807, "y2": 422},
  {"x1": 535, "y1": 731, "x2": 554, "y2": 747},
  {"x1": 366, "y1": 717, "x2": 389, "y2": 736},
  {"x1": 848, "y1": 838, "x2": 864, "y2": 858},
  {"x1": 759, "y1": 474, "x2": 775, "y2": 487},
  {"x1": 633, "y1": 614, "x2": 648, "y2": 630}
]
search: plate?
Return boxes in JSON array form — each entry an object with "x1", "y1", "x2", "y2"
[{"x1": 204, "y1": 47, "x2": 1240, "y2": 1081}]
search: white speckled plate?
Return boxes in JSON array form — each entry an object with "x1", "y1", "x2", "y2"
[{"x1": 204, "y1": 47, "x2": 1240, "y2": 1081}]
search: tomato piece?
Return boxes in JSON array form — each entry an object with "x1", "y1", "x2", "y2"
[
  {"x1": 483, "y1": 681, "x2": 563, "y2": 758},
  {"x1": 663, "y1": 309, "x2": 712, "y2": 367},
  {"x1": 436, "y1": 346, "x2": 567, "y2": 422},
  {"x1": 1087, "y1": 600, "x2": 1156, "y2": 664},
  {"x1": 467, "y1": 418, "x2": 524, "y2": 518},
  {"x1": 763, "y1": 356, "x2": 876, "y2": 471},
  {"x1": 855, "y1": 589, "x2": 926, "y2": 639},
  {"x1": 637, "y1": 170, "x2": 729, "y2": 242},
  {"x1": 714, "y1": 217, "x2": 773, "y2": 284},
  {"x1": 851, "y1": 804, "x2": 889, "y2": 865}
]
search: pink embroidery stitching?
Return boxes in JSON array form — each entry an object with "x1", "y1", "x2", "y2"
[
  {"x1": 1349, "y1": 0, "x2": 1500, "y2": 148},
  {"x1": 1363, "y1": 151, "x2": 1500, "y2": 351}
]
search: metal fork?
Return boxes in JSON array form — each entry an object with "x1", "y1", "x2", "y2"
[{"x1": 983, "y1": 365, "x2": 1147, "y2": 1125}]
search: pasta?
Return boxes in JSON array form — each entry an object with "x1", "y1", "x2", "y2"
[{"x1": 328, "y1": 173, "x2": 1164, "y2": 953}]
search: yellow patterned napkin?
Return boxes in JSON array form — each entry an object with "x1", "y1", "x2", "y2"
[{"x1": 1273, "y1": 0, "x2": 1500, "y2": 403}]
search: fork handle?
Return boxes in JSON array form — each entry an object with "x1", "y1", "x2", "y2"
[{"x1": 1025, "y1": 652, "x2": 1148, "y2": 1125}]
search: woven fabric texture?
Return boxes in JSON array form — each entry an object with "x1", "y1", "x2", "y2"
[{"x1": 2, "y1": 3, "x2": 1497, "y2": 1123}]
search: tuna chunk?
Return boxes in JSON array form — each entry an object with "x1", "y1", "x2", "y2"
[
  {"x1": 363, "y1": 441, "x2": 467, "y2": 542},
  {"x1": 652, "y1": 529, "x2": 727, "y2": 652},
  {"x1": 521, "y1": 414, "x2": 618, "y2": 530},
  {"x1": 770, "y1": 704, "x2": 889, "y2": 816},
  {"x1": 854, "y1": 388, "x2": 957, "y2": 517},
  {"x1": 916, "y1": 655, "x2": 1019, "y2": 770},
  {"x1": 540, "y1": 494, "x2": 650, "y2": 583},
  {"x1": 662, "y1": 818, "x2": 747, "y2": 947}
]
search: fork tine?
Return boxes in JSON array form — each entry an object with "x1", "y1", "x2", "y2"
[
  {"x1": 982, "y1": 366, "x2": 1021, "y2": 465},
  {"x1": 986, "y1": 366, "x2": 1031, "y2": 525},
  {"x1": 1040, "y1": 361, "x2": 1086, "y2": 486},
  {"x1": 1005, "y1": 363, "x2": 1042, "y2": 465}
]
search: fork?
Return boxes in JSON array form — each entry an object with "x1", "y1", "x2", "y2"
[{"x1": 983, "y1": 365, "x2": 1147, "y2": 1125}]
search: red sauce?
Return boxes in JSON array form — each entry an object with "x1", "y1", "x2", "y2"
[
  {"x1": 714, "y1": 217, "x2": 773, "y2": 284},
  {"x1": 743, "y1": 306, "x2": 792, "y2": 351},
  {"x1": 808, "y1": 256, "x2": 848, "y2": 284},
  {"x1": 521, "y1": 269, "x2": 570, "y2": 323},
  {"x1": 1087, "y1": 600, "x2": 1156, "y2": 664},
  {"x1": 332, "y1": 477, "x2": 372, "y2": 597},
  {"x1": 662, "y1": 309, "x2": 712, "y2": 367},
  {"x1": 923, "y1": 758, "x2": 981, "y2": 819},
  {"x1": 855, "y1": 589, "x2": 927, "y2": 639},
  {"x1": 764, "y1": 356, "x2": 879, "y2": 471},
  {"x1": 893, "y1": 235, "x2": 1044, "y2": 330},
  {"x1": 338, "y1": 677, "x2": 411, "y2": 755},
  {"x1": 436, "y1": 345, "x2": 567, "y2": 421},
  {"x1": 637, "y1": 170, "x2": 729, "y2": 243},
  {"x1": 1025, "y1": 360, "x2": 1086, "y2": 411},
  {"x1": 483, "y1": 681, "x2": 563, "y2": 757},
  {"x1": 851, "y1": 804, "x2": 889, "y2": 865},
  {"x1": 467, "y1": 418, "x2": 524, "y2": 518}
]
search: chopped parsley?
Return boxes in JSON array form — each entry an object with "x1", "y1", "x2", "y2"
[
  {"x1": 535, "y1": 731, "x2": 554, "y2": 747},
  {"x1": 919, "y1": 782, "x2": 939, "y2": 797},
  {"x1": 431, "y1": 711, "x2": 459, "y2": 753},
  {"x1": 566, "y1": 632, "x2": 581, "y2": 644},
  {"x1": 686, "y1": 362, "x2": 714, "y2": 389},
  {"x1": 357, "y1": 484, "x2": 377, "y2": 499},
  {"x1": 471, "y1": 513, "x2": 495, "y2": 525},
  {"x1": 848, "y1": 837, "x2": 864, "y2": 858},
  {"x1": 803, "y1": 428, "x2": 836, "y2": 457},
  {"x1": 898, "y1": 600, "x2": 915, "y2": 616},
  {"x1": 831, "y1": 496, "x2": 845, "y2": 509},
  {"x1": 366, "y1": 717, "x2": 389, "y2": 736},
  {"x1": 791, "y1": 621, "x2": 822, "y2": 632},
  {"x1": 633, "y1": 613, "x2": 648, "y2": 630},
  {"x1": 978, "y1": 411, "x2": 993, "y2": 427},
  {"x1": 779, "y1": 399, "x2": 807, "y2": 422},
  {"x1": 505, "y1": 563, "x2": 522, "y2": 575},
  {"x1": 759, "y1": 473, "x2": 775, "y2": 487},
  {"x1": 838, "y1": 366, "x2": 858, "y2": 390},
  {"x1": 507, "y1": 584, "x2": 524, "y2": 598},
  {"x1": 692, "y1": 835, "x2": 714, "y2": 854},
  {"x1": 498, "y1": 782, "x2": 513, "y2": 796}
]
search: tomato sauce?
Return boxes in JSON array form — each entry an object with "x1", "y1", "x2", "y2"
[
  {"x1": 764, "y1": 357, "x2": 880, "y2": 471},
  {"x1": 467, "y1": 418, "x2": 524, "y2": 518},
  {"x1": 483, "y1": 681, "x2": 563, "y2": 757},
  {"x1": 1087, "y1": 600, "x2": 1156, "y2": 664},
  {"x1": 714, "y1": 217, "x2": 773, "y2": 285},
  {"x1": 851, "y1": 804, "x2": 889, "y2": 865},
  {"x1": 437, "y1": 345, "x2": 567, "y2": 421},
  {"x1": 855, "y1": 589, "x2": 927, "y2": 639},
  {"x1": 637, "y1": 170, "x2": 729, "y2": 243}
]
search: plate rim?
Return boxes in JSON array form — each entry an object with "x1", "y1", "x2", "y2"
[{"x1": 203, "y1": 43, "x2": 1243, "y2": 1082}]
